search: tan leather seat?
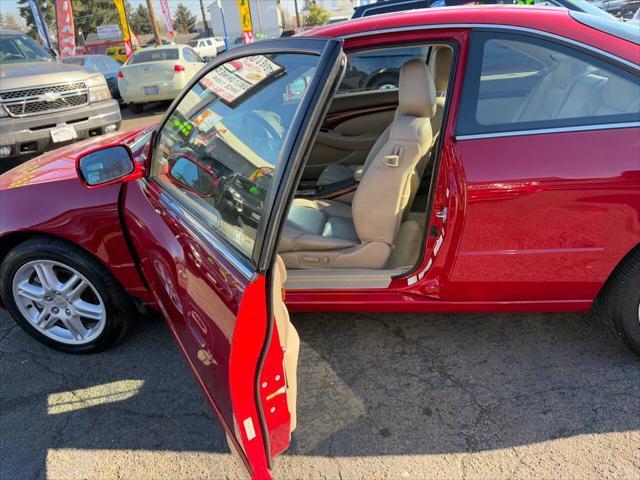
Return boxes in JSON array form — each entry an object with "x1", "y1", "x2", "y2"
[
  {"x1": 317, "y1": 47, "x2": 451, "y2": 187},
  {"x1": 280, "y1": 59, "x2": 436, "y2": 269}
]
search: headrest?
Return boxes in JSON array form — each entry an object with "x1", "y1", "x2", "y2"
[
  {"x1": 430, "y1": 46, "x2": 453, "y2": 92},
  {"x1": 551, "y1": 60, "x2": 575, "y2": 89},
  {"x1": 601, "y1": 75, "x2": 640, "y2": 112},
  {"x1": 397, "y1": 58, "x2": 436, "y2": 118}
]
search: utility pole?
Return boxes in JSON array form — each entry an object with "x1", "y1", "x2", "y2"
[
  {"x1": 293, "y1": 0, "x2": 300, "y2": 30},
  {"x1": 199, "y1": 0, "x2": 213, "y2": 36},
  {"x1": 146, "y1": 0, "x2": 162, "y2": 46}
]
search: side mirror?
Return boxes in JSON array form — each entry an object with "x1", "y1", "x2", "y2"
[
  {"x1": 168, "y1": 155, "x2": 218, "y2": 198},
  {"x1": 77, "y1": 145, "x2": 141, "y2": 188}
]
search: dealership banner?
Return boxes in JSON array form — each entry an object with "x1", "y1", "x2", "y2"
[
  {"x1": 159, "y1": 0, "x2": 175, "y2": 39},
  {"x1": 113, "y1": 0, "x2": 133, "y2": 55},
  {"x1": 237, "y1": 0, "x2": 254, "y2": 43},
  {"x1": 55, "y1": 0, "x2": 76, "y2": 57},
  {"x1": 28, "y1": 0, "x2": 55, "y2": 52}
]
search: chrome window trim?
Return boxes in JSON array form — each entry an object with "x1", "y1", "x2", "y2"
[
  {"x1": 455, "y1": 121, "x2": 640, "y2": 141},
  {"x1": 339, "y1": 24, "x2": 640, "y2": 72},
  {"x1": 151, "y1": 185, "x2": 255, "y2": 281}
]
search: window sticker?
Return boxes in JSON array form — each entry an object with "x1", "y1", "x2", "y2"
[{"x1": 200, "y1": 55, "x2": 284, "y2": 105}]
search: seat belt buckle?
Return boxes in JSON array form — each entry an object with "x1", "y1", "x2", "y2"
[{"x1": 382, "y1": 145, "x2": 403, "y2": 167}]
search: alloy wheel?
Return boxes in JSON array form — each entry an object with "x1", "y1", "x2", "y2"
[{"x1": 12, "y1": 260, "x2": 106, "y2": 345}]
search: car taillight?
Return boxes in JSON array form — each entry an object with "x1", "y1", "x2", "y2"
[
  {"x1": 117, "y1": 70, "x2": 123, "y2": 78},
  {"x1": 174, "y1": 64, "x2": 185, "y2": 72}
]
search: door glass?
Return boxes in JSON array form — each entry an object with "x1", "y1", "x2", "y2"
[
  {"x1": 458, "y1": 32, "x2": 640, "y2": 135},
  {"x1": 150, "y1": 53, "x2": 321, "y2": 260}
]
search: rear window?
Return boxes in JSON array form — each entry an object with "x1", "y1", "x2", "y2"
[
  {"x1": 129, "y1": 49, "x2": 179, "y2": 64},
  {"x1": 570, "y1": 11, "x2": 640, "y2": 45}
]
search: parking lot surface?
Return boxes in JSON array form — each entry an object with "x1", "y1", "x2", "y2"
[{"x1": 1, "y1": 307, "x2": 639, "y2": 480}]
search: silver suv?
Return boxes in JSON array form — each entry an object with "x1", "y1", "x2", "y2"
[{"x1": 0, "y1": 30, "x2": 122, "y2": 159}]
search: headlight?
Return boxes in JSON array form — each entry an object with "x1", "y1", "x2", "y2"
[
  {"x1": 85, "y1": 74, "x2": 107, "y2": 88},
  {"x1": 86, "y1": 74, "x2": 111, "y2": 102}
]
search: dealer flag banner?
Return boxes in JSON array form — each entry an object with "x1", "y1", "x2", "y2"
[
  {"x1": 28, "y1": 0, "x2": 55, "y2": 52},
  {"x1": 113, "y1": 0, "x2": 133, "y2": 55},
  {"x1": 55, "y1": 0, "x2": 76, "y2": 57},
  {"x1": 159, "y1": 0, "x2": 175, "y2": 39},
  {"x1": 237, "y1": 0, "x2": 254, "y2": 43}
]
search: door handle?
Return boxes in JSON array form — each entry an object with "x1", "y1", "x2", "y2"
[{"x1": 435, "y1": 207, "x2": 448, "y2": 222}]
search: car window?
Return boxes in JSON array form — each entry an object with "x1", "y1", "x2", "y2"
[
  {"x1": 457, "y1": 32, "x2": 640, "y2": 135},
  {"x1": 187, "y1": 40, "x2": 199, "y2": 47},
  {"x1": 150, "y1": 53, "x2": 321, "y2": 261},
  {"x1": 129, "y1": 48, "x2": 179, "y2": 64},
  {"x1": 0, "y1": 34, "x2": 52, "y2": 64},
  {"x1": 337, "y1": 46, "x2": 430, "y2": 93},
  {"x1": 183, "y1": 47, "x2": 199, "y2": 62}
]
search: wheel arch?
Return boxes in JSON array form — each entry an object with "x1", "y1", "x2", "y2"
[
  {"x1": 596, "y1": 241, "x2": 640, "y2": 304},
  {"x1": 0, "y1": 231, "x2": 152, "y2": 310}
]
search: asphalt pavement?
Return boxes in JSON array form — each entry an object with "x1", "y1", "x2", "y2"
[
  {"x1": 1, "y1": 106, "x2": 639, "y2": 479},
  {"x1": 1, "y1": 307, "x2": 639, "y2": 480}
]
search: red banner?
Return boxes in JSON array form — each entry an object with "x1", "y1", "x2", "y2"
[
  {"x1": 55, "y1": 0, "x2": 76, "y2": 57},
  {"x1": 159, "y1": 0, "x2": 175, "y2": 39}
]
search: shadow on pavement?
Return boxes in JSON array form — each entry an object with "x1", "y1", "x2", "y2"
[{"x1": 0, "y1": 310, "x2": 638, "y2": 478}]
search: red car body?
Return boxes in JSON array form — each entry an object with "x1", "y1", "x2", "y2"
[{"x1": 1, "y1": 7, "x2": 639, "y2": 479}]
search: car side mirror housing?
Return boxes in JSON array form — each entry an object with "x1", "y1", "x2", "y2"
[
  {"x1": 167, "y1": 155, "x2": 218, "y2": 198},
  {"x1": 77, "y1": 145, "x2": 143, "y2": 188}
]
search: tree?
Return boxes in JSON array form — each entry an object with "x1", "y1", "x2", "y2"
[
  {"x1": 304, "y1": 3, "x2": 330, "y2": 27},
  {"x1": 130, "y1": 3, "x2": 151, "y2": 35},
  {"x1": 0, "y1": 13, "x2": 27, "y2": 32},
  {"x1": 173, "y1": 3, "x2": 196, "y2": 34}
]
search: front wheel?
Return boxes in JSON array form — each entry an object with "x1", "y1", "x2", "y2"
[
  {"x1": 0, "y1": 237, "x2": 134, "y2": 353},
  {"x1": 602, "y1": 249, "x2": 640, "y2": 358},
  {"x1": 129, "y1": 103, "x2": 144, "y2": 114}
]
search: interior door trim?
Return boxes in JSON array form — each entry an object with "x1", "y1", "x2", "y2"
[{"x1": 323, "y1": 103, "x2": 397, "y2": 129}]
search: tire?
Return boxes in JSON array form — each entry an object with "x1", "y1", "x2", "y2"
[
  {"x1": 129, "y1": 103, "x2": 143, "y2": 114},
  {"x1": 0, "y1": 236, "x2": 134, "y2": 354},
  {"x1": 369, "y1": 74, "x2": 399, "y2": 90},
  {"x1": 602, "y1": 249, "x2": 640, "y2": 357}
]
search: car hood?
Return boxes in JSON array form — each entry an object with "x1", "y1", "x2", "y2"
[
  {"x1": 0, "y1": 127, "x2": 152, "y2": 190},
  {"x1": 0, "y1": 61, "x2": 92, "y2": 91}
]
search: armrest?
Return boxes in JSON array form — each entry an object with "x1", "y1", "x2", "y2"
[{"x1": 296, "y1": 177, "x2": 358, "y2": 200}]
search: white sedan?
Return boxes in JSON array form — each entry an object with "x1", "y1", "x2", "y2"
[{"x1": 117, "y1": 45, "x2": 205, "y2": 113}]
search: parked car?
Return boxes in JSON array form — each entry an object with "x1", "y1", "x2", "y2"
[
  {"x1": 0, "y1": 30, "x2": 121, "y2": 159},
  {"x1": 117, "y1": 44, "x2": 205, "y2": 113},
  {"x1": 187, "y1": 37, "x2": 219, "y2": 60},
  {"x1": 61, "y1": 54, "x2": 124, "y2": 102},
  {"x1": 105, "y1": 45, "x2": 129, "y2": 64},
  {"x1": 1, "y1": 8, "x2": 639, "y2": 479}
]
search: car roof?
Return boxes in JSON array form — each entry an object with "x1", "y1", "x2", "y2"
[
  {"x1": 135, "y1": 44, "x2": 186, "y2": 52},
  {"x1": 303, "y1": 5, "x2": 639, "y2": 63}
]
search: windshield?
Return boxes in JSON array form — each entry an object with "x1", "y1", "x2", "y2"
[
  {"x1": 0, "y1": 34, "x2": 51, "y2": 64},
  {"x1": 128, "y1": 49, "x2": 179, "y2": 64}
]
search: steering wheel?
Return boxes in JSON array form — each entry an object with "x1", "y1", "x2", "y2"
[
  {"x1": 2, "y1": 54, "x2": 23, "y2": 62},
  {"x1": 242, "y1": 111, "x2": 282, "y2": 161}
]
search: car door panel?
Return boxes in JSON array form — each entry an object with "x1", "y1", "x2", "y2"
[{"x1": 123, "y1": 38, "x2": 345, "y2": 479}]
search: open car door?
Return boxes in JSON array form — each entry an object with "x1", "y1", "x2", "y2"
[{"x1": 122, "y1": 38, "x2": 344, "y2": 479}]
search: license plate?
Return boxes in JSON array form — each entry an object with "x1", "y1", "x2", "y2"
[
  {"x1": 50, "y1": 124, "x2": 77, "y2": 143},
  {"x1": 144, "y1": 86, "x2": 159, "y2": 95}
]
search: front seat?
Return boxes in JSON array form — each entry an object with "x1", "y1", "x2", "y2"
[{"x1": 279, "y1": 59, "x2": 436, "y2": 269}]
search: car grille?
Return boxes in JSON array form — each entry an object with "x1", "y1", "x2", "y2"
[{"x1": 0, "y1": 81, "x2": 89, "y2": 117}]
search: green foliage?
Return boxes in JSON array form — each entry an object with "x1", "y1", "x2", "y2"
[
  {"x1": 304, "y1": 3, "x2": 331, "y2": 27},
  {"x1": 174, "y1": 3, "x2": 197, "y2": 34},
  {"x1": 129, "y1": 4, "x2": 151, "y2": 35}
]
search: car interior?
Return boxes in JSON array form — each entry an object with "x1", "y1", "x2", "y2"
[{"x1": 280, "y1": 44, "x2": 454, "y2": 290}]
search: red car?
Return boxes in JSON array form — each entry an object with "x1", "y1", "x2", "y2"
[{"x1": 1, "y1": 7, "x2": 639, "y2": 479}]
